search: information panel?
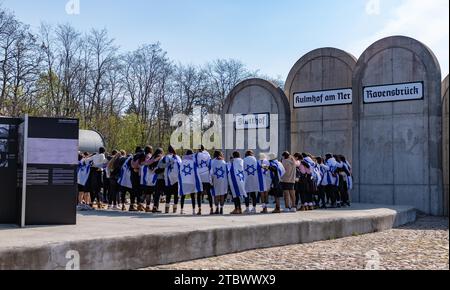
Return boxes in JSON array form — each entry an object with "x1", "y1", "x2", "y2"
[{"x1": 23, "y1": 117, "x2": 79, "y2": 225}]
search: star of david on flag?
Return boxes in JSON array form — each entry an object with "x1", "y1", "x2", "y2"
[
  {"x1": 182, "y1": 164, "x2": 193, "y2": 176},
  {"x1": 214, "y1": 167, "x2": 225, "y2": 179},
  {"x1": 245, "y1": 165, "x2": 256, "y2": 176},
  {"x1": 199, "y1": 159, "x2": 208, "y2": 168}
]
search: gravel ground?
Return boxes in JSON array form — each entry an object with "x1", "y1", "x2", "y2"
[{"x1": 147, "y1": 216, "x2": 449, "y2": 270}]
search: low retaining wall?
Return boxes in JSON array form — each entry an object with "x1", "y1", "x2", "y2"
[{"x1": 0, "y1": 205, "x2": 416, "y2": 270}]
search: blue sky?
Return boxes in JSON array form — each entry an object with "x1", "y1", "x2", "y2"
[{"x1": 2, "y1": 0, "x2": 449, "y2": 79}]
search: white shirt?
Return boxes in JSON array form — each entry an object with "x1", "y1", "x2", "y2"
[{"x1": 86, "y1": 153, "x2": 107, "y2": 170}]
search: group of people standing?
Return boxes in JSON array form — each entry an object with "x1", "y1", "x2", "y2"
[{"x1": 77, "y1": 145, "x2": 352, "y2": 215}]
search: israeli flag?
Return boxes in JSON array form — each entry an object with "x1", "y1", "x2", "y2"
[
  {"x1": 269, "y1": 160, "x2": 286, "y2": 183},
  {"x1": 244, "y1": 156, "x2": 264, "y2": 193},
  {"x1": 77, "y1": 160, "x2": 91, "y2": 186},
  {"x1": 259, "y1": 159, "x2": 271, "y2": 192},
  {"x1": 140, "y1": 165, "x2": 158, "y2": 187},
  {"x1": 118, "y1": 157, "x2": 133, "y2": 189},
  {"x1": 178, "y1": 155, "x2": 203, "y2": 196},
  {"x1": 228, "y1": 158, "x2": 247, "y2": 198},
  {"x1": 322, "y1": 158, "x2": 339, "y2": 186},
  {"x1": 163, "y1": 154, "x2": 182, "y2": 186},
  {"x1": 195, "y1": 151, "x2": 211, "y2": 183},
  {"x1": 304, "y1": 156, "x2": 315, "y2": 168},
  {"x1": 210, "y1": 159, "x2": 228, "y2": 196}
]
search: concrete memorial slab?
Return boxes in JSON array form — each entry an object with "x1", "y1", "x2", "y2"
[
  {"x1": 0, "y1": 203, "x2": 416, "y2": 270},
  {"x1": 352, "y1": 36, "x2": 443, "y2": 215},
  {"x1": 442, "y1": 75, "x2": 449, "y2": 216},
  {"x1": 284, "y1": 48, "x2": 357, "y2": 161},
  {"x1": 223, "y1": 78, "x2": 290, "y2": 158}
]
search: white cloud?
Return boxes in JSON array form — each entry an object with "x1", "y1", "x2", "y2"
[
  {"x1": 365, "y1": 0, "x2": 381, "y2": 15},
  {"x1": 351, "y1": 0, "x2": 449, "y2": 78}
]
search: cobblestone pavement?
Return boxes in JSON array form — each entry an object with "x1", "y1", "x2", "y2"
[{"x1": 146, "y1": 216, "x2": 449, "y2": 270}]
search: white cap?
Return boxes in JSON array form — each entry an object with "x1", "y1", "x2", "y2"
[
  {"x1": 258, "y1": 153, "x2": 267, "y2": 161},
  {"x1": 268, "y1": 153, "x2": 277, "y2": 160}
]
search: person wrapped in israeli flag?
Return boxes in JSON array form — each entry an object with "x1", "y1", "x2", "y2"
[
  {"x1": 178, "y1": 150, "x2": 203, "y2": 215},
  {"x1": 77, "y1": 158, "x2": 91, "y2": 188},
  {"x1": 336, "y1": 155, "x2": 352, "y2": 207},
  {"x1": 159, "y1": 146, "x2": 182, "y2": 214},
  {"x1": 140, "y1": 163, "x2": 158, "y2": 187},
  {"x1": 243, "y1": 150, "x2": 263, "y2": 214},
  {"x1": 195, "y1": 145, "x2": 214, "y2": 215},
  {"x1": 209, "y1": 150, "x2": 228, "y2": 215},
  {"x1": 228, "y1": 151, "x2": 247, "y2": 215},
  {"x1": 118, "y1": 156, "x2": 133, "y2": 190},
  {"x1": 321, "y1": 154, "x2": 339, "y2": 208},
  {"x1": 258, "y1": 153, "x2": 271, "y2": 213},
  {"x1": 267, "y1": 153, "x2": 286, "y2": 213}
]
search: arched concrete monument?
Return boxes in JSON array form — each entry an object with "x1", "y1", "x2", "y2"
[
  {"x1": 352, "y1": 36, "x2": 442, "y2": 215},
  {"x1": 223, "y1": 78, "x2": 290, "y2": 159},
  {"x1": 442, "y1": 75, "x2": 449, "y2": 216},
  {"x1": 285, "y1": 48, "x2": 357, "y2": 161}
]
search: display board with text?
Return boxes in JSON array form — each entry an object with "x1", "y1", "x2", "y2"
[{"x1": 22, "y1": 117, "x2": 79, "y2": 225}]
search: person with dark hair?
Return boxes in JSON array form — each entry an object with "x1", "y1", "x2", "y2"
[
  {"x1": 140, "y1": 148, "x2": 162, "y2": 212},
  {"x1": 178, "y1": 149, "x2": 203, "y2": 215},
  {"x1": 85, "y1": 147, "x2": 108, "y2": 209},
  {"x1": 316, "y1": 156, "x2": 327, "y2": 209},
  {"x1": 129, "y1": 151, "x2": 146, "y2": 212},
  {"x1": 243, "y1": 150, "x2": 259, "y2": 214},
  {"x1": 281, "y1": 151, "x2": 297, "y2": 212},
  {"x1": 159, "y1": 145, "x2": 182, "y2": 214},
  {"x1": 118, "y1": 154, "x2": 134, "y2": 211},
  {"x1": 77, "y1": 153, "x2": 92, "y2": 210},
  {"x1": 302, "y1": 154, "x2": 319, "y2": 210},
  {"x1": 293, "y1": 153, "x2": 304, "y2": 210},
  {"x1": 267, "y1": 153, "x2": 285, "y2": 213},
  {"x1": 210, "y1": 150, "x2": 228, "y2": 214},
  {"x1": 144, "y1": 146, "x2": 153, "y2": 156},
  {"x1": 335, "y1": 155, "x2": 351, "y2": 207},
  {"x1": 342, "y1": 156, "x2": 352, "y2": 207},
  {"x1": 321, "y1": 153, "x2": 340, "y2": 208},
  {"x1": 106, "y1": 150, "x2": 121, "y2": 210},
  {"x1": 145, "y1": 148, "x2": 165, "y2": 213},
  {"x1": 228, "y1": 151, "x2": 247, "y2": 214},
  {"x1": 195, "y1": 145, "x2": 213, "y2": 215}
]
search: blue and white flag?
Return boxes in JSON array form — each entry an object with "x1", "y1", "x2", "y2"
[
  {"x1": 77, "y1": 160, "x2": 91, "y2": 186},
  {"x1": 210, "y1": 158, "x2": 228, "y2": 196},
  {"x1": 321, "y1": 158, "x2": 339, "y2": 186},
  {"x1": 163, "y1": 154, "x2": 182, "y2": 186},
  {"x1": 195, "y1": 151, "x2": 211, "y2": 183},
  {"x1": 178, "y1": 155, "x2": 203, "y2": 196},
  {"x1": 269, "y1": 160, "x2": 286, "y2": 185},
  {"x1": 244, "y1": 156, "x2": 264, "y2": 193},
  {"x1": 118, "y1": 157, "x2": 133, "y2": 189},
  {"x1": 258, "y1": 159, "x2": 271, "y2": 192},
  {"x1": 140, "y1": 165, "x2": 158, "y2": 187},
  {"x1": 228, "y1": 158, "x2": 247, "y2": 198}
]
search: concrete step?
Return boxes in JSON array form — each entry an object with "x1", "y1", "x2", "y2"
[{"x1": 0, "y1": 203, "x2": 416, "y2": 270}]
